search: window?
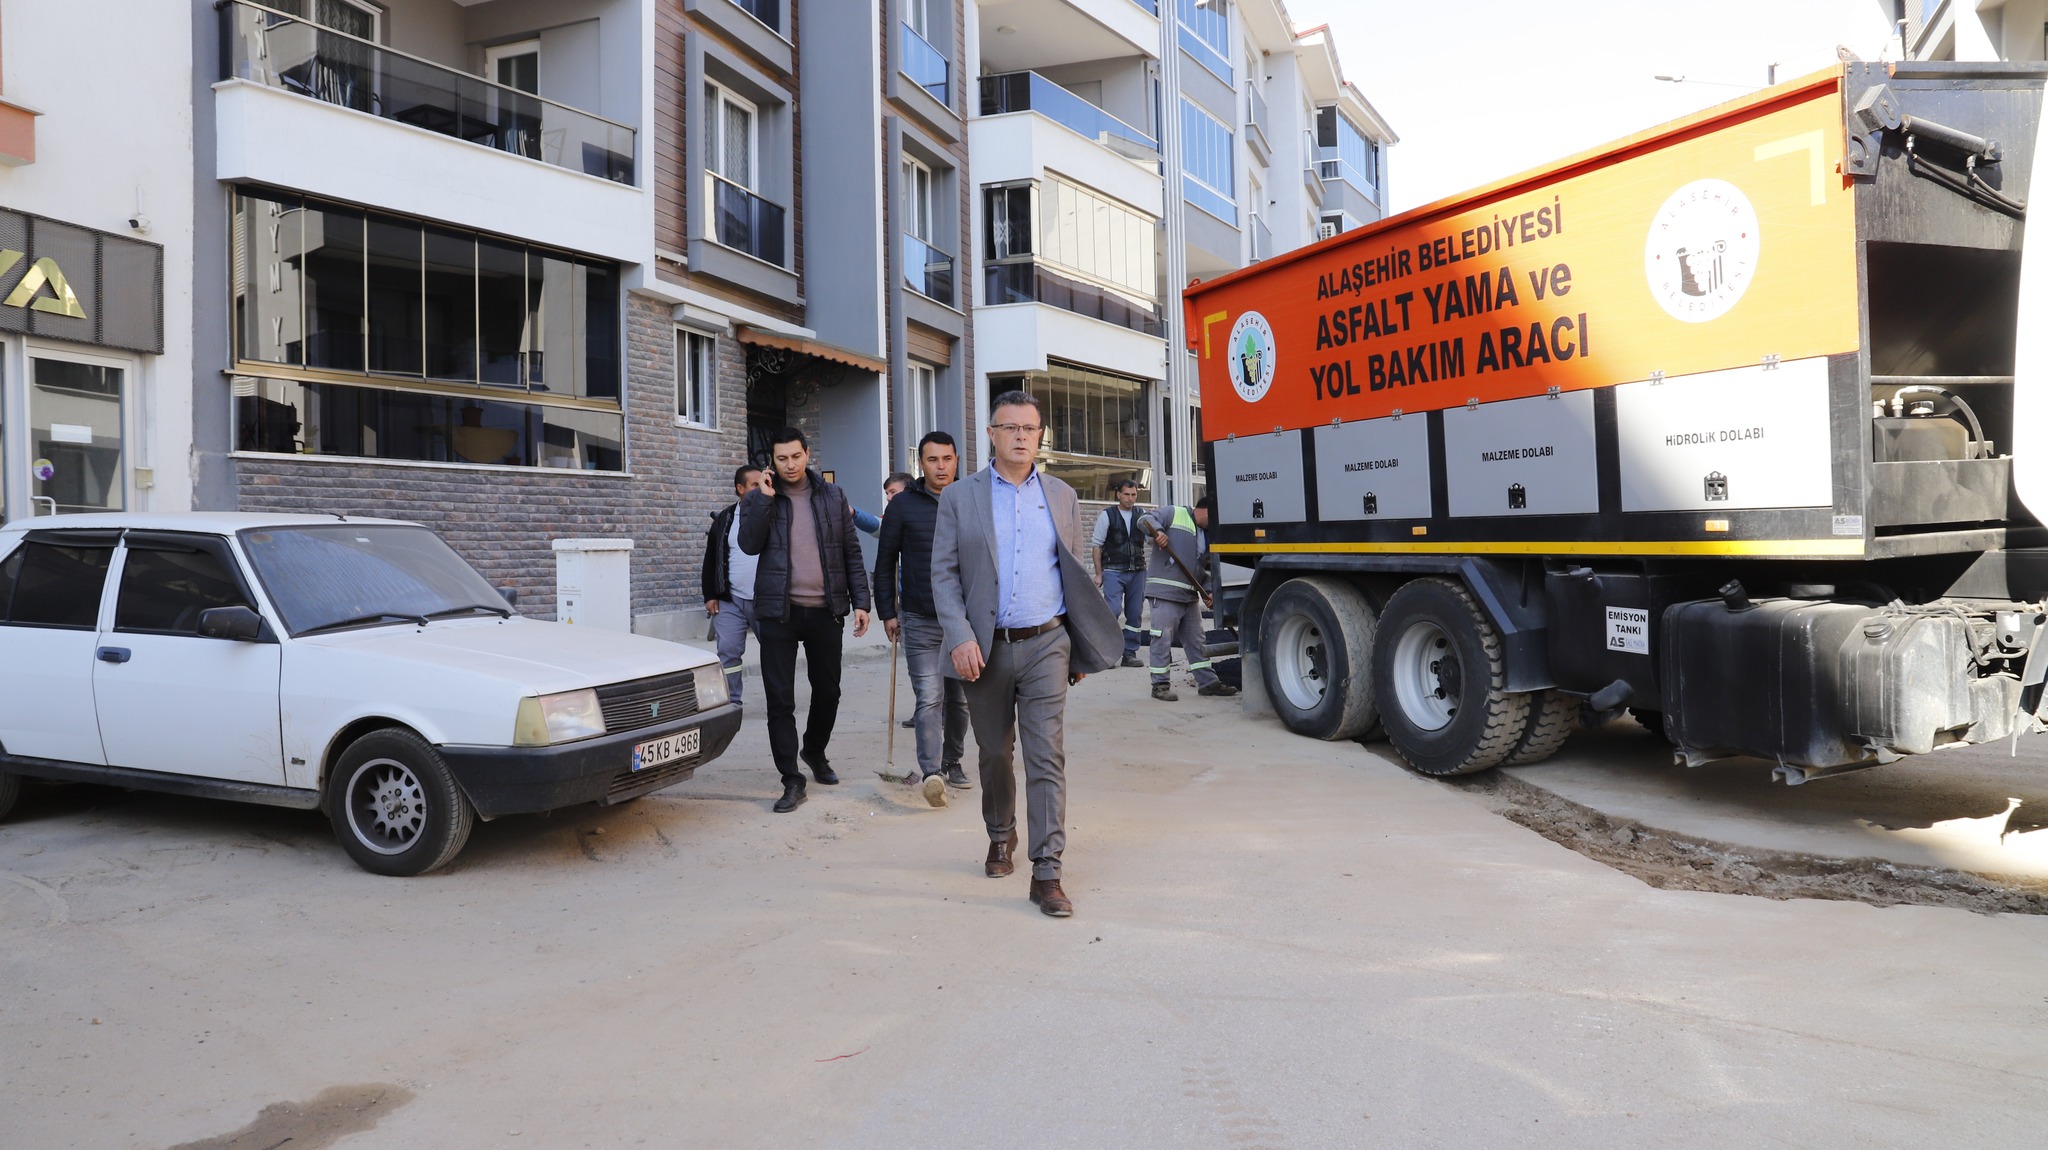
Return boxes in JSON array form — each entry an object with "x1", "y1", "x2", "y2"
[
  {"x1": 981, "y1": 180, "x2": 1162, "y2": 335},
  {"x1": 31, "y1": 358, "x2": 125, "y2": 514},
  {"x1": 114, "y1": 539, "x2": 253, "y2": 636},
  {"x1": 905, "y1": 361, "x2": 938, "y2": 468},
  {"x1": 1317, "y1": 107, "x2": 1380, "y2": 195},
  {"x1": 904, "y1": 0, "x2": 931, "y2": 40},
  {"x1": 487, "y1": 40, "x2": 540, "y2": 94},
  {"x1": 1179, "y1": 98, "x2": 1237, "y2": 223},
  {"x1": 485, "y1": 40, "x2": 542, "y2": 160},
  {"x1": 1, "y1": 539, "x2": 114, "y2": 629},
  {"x1": 901, "y1": 156, "x2": 934, "y2": 241},
  {"x1": 994, "y1": 363, "x2": 1152, "y2": 501},
  {"x1": 705, "y1": 82, "x2": 757, "y2": 190},
  {"x1": 1176, "y1": 0, "x2": 1232, "y2": 83},
  {"x1": 677, "y1": 329, "x2": 717, "y2": 427}
]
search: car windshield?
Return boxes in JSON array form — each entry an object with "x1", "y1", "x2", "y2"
[{"x1": 238, "y1": 524, "x2": 507, "y2": 636}]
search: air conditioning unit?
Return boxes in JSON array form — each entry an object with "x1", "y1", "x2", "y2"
[{"x1": 1317, "y1": 221, "x2": 1339, "y2": 241}]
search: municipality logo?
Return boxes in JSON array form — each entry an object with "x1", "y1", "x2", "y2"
[
  {"x1": 1226, "y1": 310, "x2": 1276, "y2": 403},
  {"x1": 1645, "y1": 178, "x2": 1760, "y2": 324}
]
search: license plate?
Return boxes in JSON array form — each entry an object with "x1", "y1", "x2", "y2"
[{"x1": 632, "y1": 729, "x2": 700, "y2": 771}]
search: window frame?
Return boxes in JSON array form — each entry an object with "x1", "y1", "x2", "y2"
[
  {"x1": 901, "y1": 155, "x2": 935, "y2": 242},
  {"x1": 1178, "y1": 97, "x2": 1237, "y2": 223},
  {"x1": 111, "y1": 532, "x2": 262, "y2": 638},
  {"x1": 905, "y1": 360, "x2": 938, "y2": 470},
  {"x1": 27, "y1": 343, "x2": 134, "y2": 518},
  {"x1": 485, "y1": 39, "x2": 542, "y2": 94},
  {"x1": 675, "y1": 328, "x2": 718, "y2": 429},
  {"x1": 704, "y1": 80, "x2": 761, "y2": 191}
]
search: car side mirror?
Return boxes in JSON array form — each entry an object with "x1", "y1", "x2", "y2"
[{"x1": 198, "y1": 605, "x2": 264, "y2": 641}]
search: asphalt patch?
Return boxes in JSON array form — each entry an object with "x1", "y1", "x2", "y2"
[
  {"x1": 1453, "y1": 770, "x2": 2048, "y2": 915},
  {"x1": 166, "y1": 1083, "x2": 414, "y2": 1150}
]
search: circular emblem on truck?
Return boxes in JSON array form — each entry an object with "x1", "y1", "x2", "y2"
[
  {"x1": 1645, "y1": 178, "x2": 1761, "y2": 323},
  {"x1": 1227, "y1": 310, "x2": 1277, "y2": 403}
]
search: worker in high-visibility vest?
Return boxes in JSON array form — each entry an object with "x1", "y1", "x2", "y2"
[{"x1": 1138, "y1": 495, "x2": 1239, "y2": 702}]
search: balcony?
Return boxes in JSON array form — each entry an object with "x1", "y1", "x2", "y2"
[
  {"x1": 985, "y1": 262, "x2": 1161, "y2": 337},
  {"x1": 904, "y1": 233, "x2": 955, "y2": 306},
  {"x1": 220, "y1": 1, "x2": 633, "y2": 183},
  {"x1": 980, "y1": 72, "x2": 1155, "y2": 155},
  {"x1": 1250, "y1": 213, "x2": 1274, "y2": 262},
  {"x1": 901, "y1": 23, "x2": 950, "y2": 105},
  {"x1": 1244, "y1": 82, "x2": 1270, "y2": 160},
  {"x1": 707, "y1": 172, "x2": 787, "y2": 267},
  {"x1": 1317, "y1": 156, "x2": 1380, "y2": 223}
]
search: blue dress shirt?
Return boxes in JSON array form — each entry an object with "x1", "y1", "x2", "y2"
[{"x1": 990, "y1": 466, "x2": 1066, "y2": 628}]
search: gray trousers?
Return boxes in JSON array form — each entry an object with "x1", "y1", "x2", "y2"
[
  {"x1": 711, "y1": 594, "x2": 757, "y2": 705},
  {"x1": 899, "y1": 610, "x2": 969, "y2": 778},
  {"x1": 961, "y1": 626, "x2": 1071, "y2": 881},
  {"x1": 1148, "y1": 596, "x2": 1219, "y2": 688}
]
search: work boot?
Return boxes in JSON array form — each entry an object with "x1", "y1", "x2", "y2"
[
  {"x1": 943, "y1": 764, "x2": 972, "y2": 790},
  {"x1": 1151, "y1": 683, "x2": 1178, "y2": 702},
  {"x1": 922, "y1": 772, "x2": 948, "y2": 808},
  {"x1": 900, "y1": 717, "x2": 915, "y2": 728},
  {"x1": 801, "y1": 750, "x2": 839, "y2": 785},
  {"x1": 1029, "y1": 878, "x2": 1074, "y2": 917},
  {"x1": 772, "y1": 778, "x2": 806, "y2": 813},
  {"x1": 1119, "y1": 653, "x2": 1143, "y2": 668},
  {"x1": 1198, "y1": 682, "x2": 1240, "y2": 697}
]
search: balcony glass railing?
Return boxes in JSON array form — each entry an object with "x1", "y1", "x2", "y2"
[
  {"x1": 1126, "y1": 0, "x2": 1159, "y2": 13},
  {"x1": 734, "y1": 0, "x2": 781, "y2": 31},
  {"x1": 1318, "y1": 156, "x2": 1377, "y2": 197},
  {"x1": 901, "y1": 23, "x2": 950, "y2": 105},
  {"x1": 979, "y1": 72, "x2": 1157, "y2": 153},
  {"x1": 904, "y1": 233, "x2": 955, "y2": 305},
  {"x1": 985, "y1": 262, "x2": 1162, "y2": 337},
  {"x1": 220, "y1": 0, "x2": 635, "y2": 183},
  {"x1": 708, "y1": 172, "x2": 787, "y2": 267},
  {"x1": 1251, "y1": 213, "x2": 1274, "y2": 261},
  {"x1": 1245, "y1": 83, "x2": 1269, "y2": 144}
]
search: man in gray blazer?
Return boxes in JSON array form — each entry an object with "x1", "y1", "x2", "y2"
[{"x1": 931, "y1": 390, "x2": 1122, "y2": 917}]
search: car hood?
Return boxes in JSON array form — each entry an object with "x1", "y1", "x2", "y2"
[{"x1": 296, "y1": 617, "x2": 712, "y2": 692}]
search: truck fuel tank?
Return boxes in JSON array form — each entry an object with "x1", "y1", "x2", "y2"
[{"x1": 1662, "y1": 596, "x2": 2005, "y2": 778}]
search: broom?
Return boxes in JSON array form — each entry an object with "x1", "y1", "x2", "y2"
[{"x1": 876, "y1": 637, "x2": 914, "y2": 783}]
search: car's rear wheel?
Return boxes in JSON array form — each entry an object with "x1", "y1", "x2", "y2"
[
  {"x1": 1373, "y1": 577, "x2": 1530, "y2": 777},
  {"x1": 1261, "y1": 576, "x2": 1380, "y2": 741},
  {"x1": 328, "y1": 728, "x2": 474, "y2": 876},
  {"x1": 0, "y1": 770, "x2": 19, "y2": 821}
]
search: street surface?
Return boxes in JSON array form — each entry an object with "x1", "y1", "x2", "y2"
[{"x1": 6, "y1": 647, "x2": 2048, "y2": 1148}]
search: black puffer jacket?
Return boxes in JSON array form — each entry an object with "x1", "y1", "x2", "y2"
[
  {"x1": 874, "y1": 477, "x2": 941, "y2": 619},
  {"x1": 737, "y1": 469, "x2": 872, "y2": 622},
  {"x1": 701, "y1": 503, "x2": 739, "y2": 603}
]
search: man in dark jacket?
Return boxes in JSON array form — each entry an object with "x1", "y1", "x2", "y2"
[
  {"x1": 703, "y1": 464, "x2": 771, "y2": 706},
  {"x1": 738, "y1": 428, "x2": 872, "y2": 812},
  {"x1": 876, "y1": 431, "x2": 971, "y2": 807}
]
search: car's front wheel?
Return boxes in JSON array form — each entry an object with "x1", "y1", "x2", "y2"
[{"x1": 328, "y1": 728, "x2": 474, "y2": 876}]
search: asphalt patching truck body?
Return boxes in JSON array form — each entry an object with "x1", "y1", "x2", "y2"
[{"x1": 1190, "y1": 62, "x2": 2048, "y2": 780}]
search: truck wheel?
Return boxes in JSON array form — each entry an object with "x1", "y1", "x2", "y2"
[
  {"x1": 1505, "y1": 690, "x2": 1581, "y2": 766},
  {"x1": 0, "y1": 771, "x2": 19, "y2": 821},
  {"x1": 1260, "y1": 576, "x2": 1380, "y2": 741},
  {"x1": 328, "y1": 728, "x2": 474, "y2": 877},
  {"x1": 1373, "y1": 577, "x2": 1531, "y2": 776}
]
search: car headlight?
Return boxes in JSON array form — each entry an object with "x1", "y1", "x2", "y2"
[
  {"x1": 514, "y1": 689, "x2": 607, "y2": 746},
  {"x1": 692, "y1": 662, "x2": 727, "y2": 708}
]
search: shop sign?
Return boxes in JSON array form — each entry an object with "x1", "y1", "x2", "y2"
[{"x1": 0, "y1": 206, "x2": 163, "y2": 354}]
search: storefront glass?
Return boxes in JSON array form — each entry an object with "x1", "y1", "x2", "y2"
[{"x1": 30, "y1": 357, "x2": 124, "y2": 514}]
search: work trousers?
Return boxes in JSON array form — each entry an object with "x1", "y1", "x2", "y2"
[
  {"x1": 961, "y1": 626, "x2": 1071, "y2": 881},
  {"x1": 710, "y1": 594, "x2": 757, "y2": 706},
  {"x1": 756, "y1": 604, "x2": 845, "y2": 780},
  {"x1": 1148, "y1": 597, "x2": 1219, "y2": 689},
  {"x1": 1100, "y1": 567, "x2": 1150, "y2": 655},
  {"x1": 899, "y1": 610, "x2": 970, "y2": 779}
]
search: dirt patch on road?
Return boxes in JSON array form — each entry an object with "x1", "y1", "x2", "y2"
[
  {"x1": 1452, "y1": 771, "x2": 2048, "y2": 915},
  {"x1": 166, "y1": 1083, "x2": 414, "y2": 1150}
]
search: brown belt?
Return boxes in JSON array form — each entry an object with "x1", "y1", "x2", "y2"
[{"x1": 993, "y1": 615, "x2": 1064, "y2": 643}]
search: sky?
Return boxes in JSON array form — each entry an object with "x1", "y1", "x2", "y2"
[{"x1": 1283, "y1": 0, "x2": 1905, "y2": 212}]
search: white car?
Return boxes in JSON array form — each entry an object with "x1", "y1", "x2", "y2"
[{"x1": 0, "y1": 513, "x2": 740, "y2": 875}]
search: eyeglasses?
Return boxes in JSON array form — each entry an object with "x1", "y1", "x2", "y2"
[{"x1": 990, "y1": 423, "x2": 1043, "y2": 438}]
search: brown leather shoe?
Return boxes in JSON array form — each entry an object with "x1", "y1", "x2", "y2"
[
  {"x1": 1028, "y1": 878, "x2": 1073, "y2": 917},
  {"x1": 985, "y1": 830, "x2": 1019, "y2": 878}
]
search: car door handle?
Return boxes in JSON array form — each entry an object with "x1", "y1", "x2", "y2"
[{"x1": 96, "y1": 647, "x2": 131, "y2": 664}]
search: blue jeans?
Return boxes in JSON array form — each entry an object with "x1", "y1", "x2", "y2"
[
  {"x1": 711, "y1": 594, "x2": 757, "y2": 705},
  {"x1": 1101, "y1": 568, "x2": 1148, "y2": 655},
  {"x1": 900, "y1": 610, "x2": 970, "y2": 778}
]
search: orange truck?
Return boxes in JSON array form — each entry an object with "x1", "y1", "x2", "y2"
[{"x1": 1186, "y1": 61, "x2": 2048, "y2": 781}]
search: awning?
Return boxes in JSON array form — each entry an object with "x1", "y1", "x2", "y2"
[{"x1": 733, "y1": 325, "x2": 888, "y2": 375}]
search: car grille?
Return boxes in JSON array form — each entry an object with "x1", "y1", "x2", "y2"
[
  {"x1": 595, "y1": 670, "x2": 700, "y2": 736},
  {"x1": 605, "y1": 759, "x2": 699, "y2": 803}
]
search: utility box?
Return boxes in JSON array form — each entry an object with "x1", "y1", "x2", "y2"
[{"x1": 552, "y1": 538, "x2": 634, "y2": 632}]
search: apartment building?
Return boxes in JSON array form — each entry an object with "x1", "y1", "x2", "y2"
[
  {"x1": 0, "y1": 2, "x2": 187, "y2": 525},
  {"x1": 1904, "y1": 0, "x2": 2048, "y2": 60},
  {"x1": 970, "y1": 0, "x2": 1391, "y2": 507}
]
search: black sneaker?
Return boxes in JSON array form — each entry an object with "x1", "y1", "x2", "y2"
[
  {"x1": 801, "y1": 750, "x2": 839, "y2": 785},
  {"x1": 900, "y1": 717, "x2": 916, "y2": 728},
  {"x1": 772, "y1": 779, "x2": 806, "y2": 812},
  {"x1": 1198, "y1": 682, "x2": 1240, "y2": 698},
  {"x1": 944, "y1": 764, "x2": 972, "y2": 790}
]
